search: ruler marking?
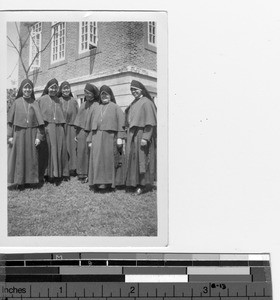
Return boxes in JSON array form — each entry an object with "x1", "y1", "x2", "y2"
[
  {"x1": 0, "y1": 254, "x2": 273, "y2": 300},
  {"x1": 102, "y1": 285, "x2": 104, "y2": 297}
]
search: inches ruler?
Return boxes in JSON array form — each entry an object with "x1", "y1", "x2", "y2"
[{"x1": 0, "y1": 253, "x2": 272, "y2": 300}]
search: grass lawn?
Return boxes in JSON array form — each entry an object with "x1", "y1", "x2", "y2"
[{"x1": 8, "y1": 177, "x2": 157, "y2": 236}]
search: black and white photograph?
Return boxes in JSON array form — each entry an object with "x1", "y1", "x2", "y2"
[
  {"x1": 1, "y1": 11, "x2": 168, "y2": 245},
  {"x1": 2, "y1": 1, "x2": 280, "y2": 298}
]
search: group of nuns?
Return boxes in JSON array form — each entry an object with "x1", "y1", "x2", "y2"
[{"x1": 7, "y1": 78, "x2": 157, "y2": 195}]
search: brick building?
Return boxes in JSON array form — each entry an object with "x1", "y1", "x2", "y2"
[{"x1": 18, "y1": 21, "x2": 157, "y2": 109}]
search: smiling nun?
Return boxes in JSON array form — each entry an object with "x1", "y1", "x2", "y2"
[
  {"x1": 57, "y1": 81, "x2": 78, "y2": 175},
  {"x1": 124, "y1": 80, "x2": 157, "y2": 195},
  {"x1": 7, "y1": 79, "x2": 45, "y2": 188},
  {"x1": 86, "y1": 85, "x2": 125, "y2": 191},
  {"x1": 37, "y1": 78, "x2": 69, "y2": 182}
]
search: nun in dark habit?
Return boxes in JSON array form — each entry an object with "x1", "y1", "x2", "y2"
[
  {"x1": 7, "y1": 78, "x2": 45, "y2": 188},
  {"x1": 124, "y1": 80, "x2": 157, "y2": 195},
  {"x1": 57, "y1": 81, "x2": 78, "y2": 175},
  {"x1": 86, "y1": 85, "x2": 125, "y2": 191},
  {"x1": 74, "y1": 83, "x2": 99, "y2": 183},
  {"x1": 37, "y1": 78, "x2": 69, "y2": 182}
]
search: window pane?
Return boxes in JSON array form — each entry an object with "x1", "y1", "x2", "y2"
[{"x1": 52, "y1": 22, "x2": 65, "y2": 62}]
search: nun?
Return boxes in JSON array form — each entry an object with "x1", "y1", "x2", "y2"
[
  {"x1": 86, "y1": 85, "x2": 125, "y2": 191},
  {"x1": 74, "y1": 83, "x2": 99, "y2": 183},
  {"x1": 57, "y1": 81, "x2": 78, "y2": 175},
  {"x1": 37, "y1": 78, "x2": 69, "y2": 182},
  {"x1": 124, "y1": 80, "x2": 157, "y2": 195},
  {"x1": 7, "y1": 78, "x2": 45, "y2": 188}
]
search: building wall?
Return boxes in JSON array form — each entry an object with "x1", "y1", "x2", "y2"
[
  {"x1": 19, "y1": 22, "x2": 94, "y2": 87},
  {"x1": 18, "y1": 21, "x2": 157, "y2": 108}
]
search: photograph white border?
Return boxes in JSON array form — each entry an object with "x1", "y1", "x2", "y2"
[{"x1": 0, "y1": 10, "x2": 168, "y2": 247}]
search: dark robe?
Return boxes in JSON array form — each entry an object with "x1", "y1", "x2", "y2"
[
  {"x1": 37, "y1": 95, "x2": 69, "y2": 179},
  {"x1": 86, "y1": 101, "x2": 125, "y2": 187},
  {"x1": 60, "y1": 96, "x2": 78, "y2": 172},
  {"x1": 74, "y1": 100, "x2": 98, "y2": 178},
  {"x1": 124, "y1": 96, "x2": 157, "y2": 187},
  {"x1": 7, "y1": 97, "x2": 45, "y2": 184}
]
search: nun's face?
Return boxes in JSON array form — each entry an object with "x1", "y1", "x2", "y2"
[
  {"x1": 130, "y1": 87, "x2": 142, "y2": 99},
  {"x1": 84, "y1": 89, "x2": 95, "y2": 101},
  {"x1": 48, "y1": 84, "x2": 58, "y2": 97},
  {"x1": 62, "y1": 85, "x2": 71, "y2": 97},
  {"x1": 100, "y1": 91, "x2": 110, "y2": 104},
  {"x1": 22, "y1": 83, "x2": 32, "y2": 98}
]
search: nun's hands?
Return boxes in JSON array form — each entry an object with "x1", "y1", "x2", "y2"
[
  {"x1": 140, "y1": 139, "x2": 148, "y2": 147},
  {"x1": 8, "y1": 137, "x2": 13, "y2": 146},
  {"x1": 74, "y1": 136, "x2": 78, "y2": 142},
  {"x1": 117, "y1": 138, "x2": 123, "y2": 148},
  {"x1": 88, "y1": 142, "x2": 92, "y2": 148},
  {"x1": 35, "y1": 139, "x2": 41, "y2": 146}
]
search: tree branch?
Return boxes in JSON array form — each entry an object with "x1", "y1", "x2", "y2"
[
  {"x1": 22, "y1": 23, "x2": 32, "y2": 49},
  {"x1": 27, "y1": 30, "x2": 55, "y2": 74},
  {"x1": 7, "y1": 36, "x2": 20, "y2": 54},
  {"x1": 40, "y1": 30, "x2": 55, "y2": 53}
]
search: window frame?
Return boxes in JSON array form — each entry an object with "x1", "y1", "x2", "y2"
[
  {"x1": 78, "y1": 21, "x2": 98, "y2": 54},
  {"x1": 148, "y1": 21, "x2": 156, "y2": 46},
  {"x1": 50, "y1": 22, "x2": 67, "y2": 64},
  {"x1": 29, "y1": 22, "x2": 42, "y2": 70}
]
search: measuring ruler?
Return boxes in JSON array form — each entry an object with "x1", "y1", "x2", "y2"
[{"x1": 0, "y1": 253, "x2": 272, "y2": 300}]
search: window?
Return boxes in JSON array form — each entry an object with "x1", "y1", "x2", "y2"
[
  {"x1": 29, "y1": 22, "x2": 42, "y2": 69},
  {"x1": 51, "y1": 22, "x2": 66, "y2": 63},
  {"x1": 79, "y1": 22, "x2": 98, "y2": 53},
  {"x1": 148, "y1": 22, "x2": 156, "y2": 46}
]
